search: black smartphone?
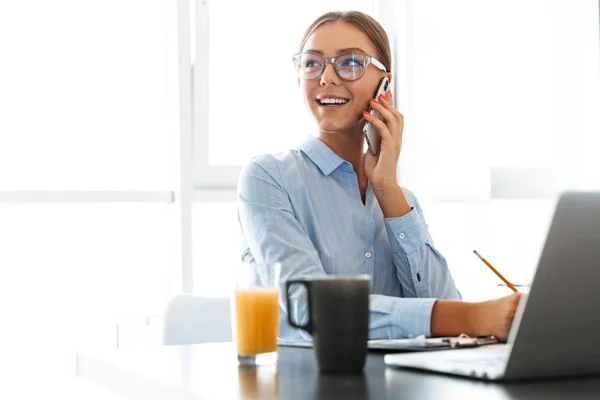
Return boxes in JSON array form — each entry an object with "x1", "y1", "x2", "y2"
[{"x1": 363, "y1": 76, "x2": 390, "y2": 155}]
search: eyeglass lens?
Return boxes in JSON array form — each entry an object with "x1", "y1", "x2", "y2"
[{"x1": 296, "y1": 52, "x2": 368, "y2": 81}]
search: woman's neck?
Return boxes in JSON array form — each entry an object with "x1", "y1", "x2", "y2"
[{"x1": 318, "y1": 129, "x2": 368, "y2": 192}]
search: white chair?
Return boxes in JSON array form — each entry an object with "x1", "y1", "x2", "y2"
[{"x1": 162, "y1": 294, "x2": 233, "y2": 345}]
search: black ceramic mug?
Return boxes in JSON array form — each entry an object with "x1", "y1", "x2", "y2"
[{"x1": 285, "y1": 275, "x2": 371, "y2": 373}]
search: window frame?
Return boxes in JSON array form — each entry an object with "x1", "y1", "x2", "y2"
[{"x1": 192, "y1": 0, "x2": 243, "y2": 189}]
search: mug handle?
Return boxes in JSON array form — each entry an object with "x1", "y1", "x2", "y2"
[{"x1": 285, "y1": 280, "x2": 313, "y2": 334}]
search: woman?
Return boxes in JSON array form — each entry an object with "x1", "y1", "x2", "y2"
[{"x1": 237, "y1": 11, "x2": 521, "y2": 341}]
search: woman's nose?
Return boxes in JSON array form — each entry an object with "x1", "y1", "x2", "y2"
[{"x1": 320, "y1": 63, "x2": 340, "y2": 86}]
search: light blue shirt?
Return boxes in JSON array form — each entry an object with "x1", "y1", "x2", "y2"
[{"x1": 237, "y1": 135, "x2": 461, "y2": 340}]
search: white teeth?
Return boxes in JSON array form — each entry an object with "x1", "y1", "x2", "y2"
[{"x1": 318, "y1": 98, "x2": 349, "y2": 105}]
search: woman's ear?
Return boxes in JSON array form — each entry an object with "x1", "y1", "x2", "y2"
[
  {"x1": 297, "y1": 77, "x2": 301, "y2": 86},
  {"x1": 386, "y1": 73, "x2": 392, "y2": 85}
]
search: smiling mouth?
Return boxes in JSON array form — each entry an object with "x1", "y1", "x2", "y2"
[{"x1": 316, "y1": 98, "x2": 349, "y2": 106}]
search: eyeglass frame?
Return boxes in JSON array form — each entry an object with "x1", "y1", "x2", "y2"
[{"x1": 291, "y1": 50, "x2": 387, "y2": 82}]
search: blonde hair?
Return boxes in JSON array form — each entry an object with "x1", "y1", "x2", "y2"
[{"x1": 298, "y1": 11, "x2": 392, "y2": 72}]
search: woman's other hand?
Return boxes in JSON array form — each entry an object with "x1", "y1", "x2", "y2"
[{"x1": 472, "y1": 292, "x2": 523, "y2": 341}]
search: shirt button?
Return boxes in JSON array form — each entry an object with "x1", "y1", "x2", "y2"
[
  {"x1": 399, "y1": 233, "x2": 406, "y2": 239},
  {"x1": 365, "y1": 252, "x2": 372, "y2": 258}
]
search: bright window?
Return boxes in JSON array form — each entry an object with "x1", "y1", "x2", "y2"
[
  {"x1": 0, "y1": 0, "x2": 179, "y2": 359},
  {"x1": 194, "y1": 0, "x2": 375, "y2": 186},
  {"x1": 0, "y1": 0, "x2": 176, "y2": 191},
  {"x1": 397, "y1": 0, "x2": 600, "y2": 200}
]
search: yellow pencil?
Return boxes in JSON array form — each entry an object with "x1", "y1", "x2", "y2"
[{"x1": 473, "y1": 250, "x2": 518, "y2": 293}]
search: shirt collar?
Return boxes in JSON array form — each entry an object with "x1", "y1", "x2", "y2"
[{"x1": 299, "y1": 135, "x2": 347, "y2": 176}]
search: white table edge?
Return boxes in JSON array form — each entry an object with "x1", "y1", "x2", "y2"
[{"x1": 76, "y1": 351, "x2": 201, "y2": 400}]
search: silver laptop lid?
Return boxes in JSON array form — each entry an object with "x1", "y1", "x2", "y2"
[{"x1": 504, "y1": 191, "x2": 600, "y2": 379}]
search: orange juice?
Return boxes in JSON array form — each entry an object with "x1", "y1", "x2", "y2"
[{"x1": 235, "y1": 289, "x2": 279, "y2": 356}]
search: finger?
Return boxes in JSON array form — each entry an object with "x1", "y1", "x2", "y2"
[
  {"x1": 384, "y1": 91, "x2": 404, "y2": 122},
  {"x1": 363, "y1": 110, "x2": 394, "y2": 145},
  {"x1": 376, "y1": 94, "x2": 398, "y2": 123},
  {"x1": 369, "y1": 97, "x2": 398, "y2": 126},
  {"x1": 370, "y1": 97, "x2": 402, "y2": 148},
  {"x1": 376, "y1": 95, "x2": 404, "y2": 132},
  {"x1": 386, "y1": 92, "x2": 401, "y2": 122}
]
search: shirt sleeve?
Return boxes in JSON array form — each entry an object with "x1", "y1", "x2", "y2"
[
  {"x1": 237, "y1": 156, "x2": 443, "y2": 339},
  {"x1": 383, "y1": 189, "x2": 462, "y2": 300}
]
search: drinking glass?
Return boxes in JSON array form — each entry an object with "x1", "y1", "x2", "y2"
[{"x1": 234, "y1": 262, "x2": 281, "y2": 366}]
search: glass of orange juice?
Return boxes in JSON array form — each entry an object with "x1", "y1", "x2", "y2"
[{"x1": 234, "y1": 262, "x2": 281, "y2": 366}]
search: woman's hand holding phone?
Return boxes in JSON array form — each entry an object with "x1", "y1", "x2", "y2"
[{"x1": 363, "y1": 90, "x2": 405, "y2": 196}]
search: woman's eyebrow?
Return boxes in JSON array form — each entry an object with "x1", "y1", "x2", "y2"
[
  {"x1": 337, "y1": 47, "x2": 366, "y2": 53},
  {"x1": 304, "y1": 47, "x2": 367, "y2": 55}
]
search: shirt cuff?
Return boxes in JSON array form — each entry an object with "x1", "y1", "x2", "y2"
[
  {"x1": 394, "y1": 297, "x2": 438, "y2": 337},
  {"x1": 370, "y1": 295, "x2": 438, "y2": 338},
  {"x1": 384, "y1": 208, "x2": 432, "y2": 254}
]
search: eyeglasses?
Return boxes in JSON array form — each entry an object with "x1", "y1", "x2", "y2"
[{"x1": 292, "y1": 51, "x2": 387, "y2": 82}]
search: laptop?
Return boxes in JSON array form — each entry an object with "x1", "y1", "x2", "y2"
[{"x1": 384, "y1": 191, "x2": 600, "y2": 380}]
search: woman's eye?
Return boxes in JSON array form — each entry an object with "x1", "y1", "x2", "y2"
[
  {"x1": 341, "y1": 57, "x2": 361, "y2": 67},
  {"x1": 304, "y1": 60, "x2": 321, "y2": 68}
]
